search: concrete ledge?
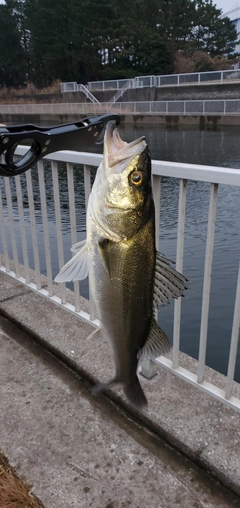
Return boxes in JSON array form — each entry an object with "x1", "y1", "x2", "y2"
[
  {"x1": 1, "y1": 112, "x2": 240, "y2": 127},
  {"x1": 0, "y1": 269, "x2": 239, "y2": 497}
]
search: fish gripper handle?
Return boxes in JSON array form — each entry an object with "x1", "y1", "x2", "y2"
[{"x1": 0, "y1": 114, "x2": 120, "y2": 177}]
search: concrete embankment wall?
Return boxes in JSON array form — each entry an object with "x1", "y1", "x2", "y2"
[
  {"x1": 2, "y1": 81, "x2": 240, "y2": 105},
  {"x1": 93, "y1": 82, "x2": 240, "y2": 103},
  {"x1": 1, "y1": 82, "x2": 240, "y2": 127},
  {"x1": 1, "y1": 112, "x2": 240, "y2": 128},
  {"x1": 59, "y1": 82, "x2": 240, "y2": 103}
]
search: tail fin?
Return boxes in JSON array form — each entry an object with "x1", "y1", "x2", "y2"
[
  {"x1": 92, "y1": 376, "x2": 148, "y2": 410},
  {"x1": 91, "y1": 378, "x2": 115, "y2": 396},
  {"x1": 124, "y1": 377, "x2": 148, "y2": 410}
]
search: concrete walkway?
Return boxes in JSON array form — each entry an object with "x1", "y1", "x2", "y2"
[
  {"x1": 0, "y1": 270, "x2": 240, "y2": 507},
  {"x1": 1, "y1": 315, "x2": 239, "y2": 508}
]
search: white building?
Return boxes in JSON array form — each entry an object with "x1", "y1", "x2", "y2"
[{"x1": 222, "y1": 6, "x2": 240, "y2": 53}]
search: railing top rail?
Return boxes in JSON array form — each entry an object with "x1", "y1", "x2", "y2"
[
  {"x1": 15, "y1": 146, "x2": 240, "y2": 186},
  {"x1": 151, "y1": 159, "x2": 240, "y2": 186},
  {"x1": 61, "y1": 69, "x2": 240, "y2": 93},
  {"x1": 3, "y1": 98, "x2": 240, "y2": 109}
]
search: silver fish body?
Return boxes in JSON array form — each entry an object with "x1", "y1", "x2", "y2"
[{"x1": 55, "y1": 122, "x2": 187, "y2": 409}]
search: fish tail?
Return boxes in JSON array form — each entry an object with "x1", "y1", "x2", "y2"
[
  {"x1": 92, "y1": 376, "x2": 147, "y2": 409},
  {"x1": 124, "y1": 377, "x2": 148, "y2": 410},
  {"x1": 91, "y1": 377, "x2": 116, "y2": 396}
]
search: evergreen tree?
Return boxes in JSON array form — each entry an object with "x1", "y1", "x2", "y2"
[
  {"x1": 0, "y1": 0, "x2": 238, "y2": 87},
  {"x1": 0, "y1": 3, "x2": 26, "y2": 86},
  {"x1": 192, "y1": 0, "x2": 237, "y2": 56}
]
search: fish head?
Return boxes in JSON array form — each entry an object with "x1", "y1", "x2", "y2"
[{"x1": 92, "y1": 121, "x2": 153, "y2": 241}]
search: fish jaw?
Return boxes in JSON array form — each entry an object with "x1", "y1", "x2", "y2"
[
  {"x1": 88, "y1": 123, "x2": 152, "y2": 243},
  {"x1": 103, "y1": 121, "x2": 147, "y2": 173}
]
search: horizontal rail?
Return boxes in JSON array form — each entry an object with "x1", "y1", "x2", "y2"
[
  {"x1": 3, "y1": 99, "x2": 240, "y2": 116},
  {"x1": 71, "y1": 69, "x2": 240, "y2": 92},
  {"x1": 12, "y1": 145, "x2": 240, "y2": 187},
  {"x1": 155, "y1": 357, "x2": 240, "y2": 411}
]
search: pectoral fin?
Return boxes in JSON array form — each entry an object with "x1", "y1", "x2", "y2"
[
  {"x1": 70, "y1": 239, "x2": 87, "y2": 254},
  {"x1": 98, "y1": 238, "x2": 112, "y2": 276},
  {"x1": 137, "y1": 318, "x2": 170, "y2": 361},
  {"x1": 153, "y1": 252, "x2": 188, "y2": 308},
  {"x1": 54, "y1": 241, "x2": 88, "y2": 282}
]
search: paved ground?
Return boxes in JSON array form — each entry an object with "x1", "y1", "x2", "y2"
[
  {"x1": 0, "y1": 269, "x2": 240, "y2": 499},
  {"x1": 0, "y1": 315, "x2": 239, "y2": 508}
]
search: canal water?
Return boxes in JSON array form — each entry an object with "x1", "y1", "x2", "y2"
[{"x1": 1, "y1": 124, "x2": 240, "y2": 382}]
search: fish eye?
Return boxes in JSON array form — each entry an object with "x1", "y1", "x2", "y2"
[{"x1": 129, "y1": 170, "x2": 143, "y2": 187}]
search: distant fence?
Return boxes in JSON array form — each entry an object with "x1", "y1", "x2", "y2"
[
  {"x1": 2, "y1": 99, "x2": 240, "y2": 116},
  {"x1": 61, "y1": 69, "x2": 240, "y2": 93}
]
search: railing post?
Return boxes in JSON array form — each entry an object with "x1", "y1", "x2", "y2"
[
  {"x1": 4, "y1": 178, "x2": 19, "y2": 278},
  {"x1": 141, "y1": 174, "x2": 161, "y2": 380},
  {"x1": 152, "y1": 174, "x2": 161, "y2": 251},
  {"x1": 0, "y1": 183, "x2": 10, "y2": 272},
  {"x1": 225, "y1": 259, "x2": 240, "y2": 399},
  {"x1": 38, "y1": 161, "x2": 53, "y2": 296},
  {"x1": 67, "y1": 162, "x2": 80, "y2": 312},
  {"x1": 52, "y1": 161, "x2": 67, "y2": 304},
  {"x1": 197, "y1": 183, "x2": 218, "y2": 384},
  {"x1": 172, "y1": 179, "x2": 187, "y2": 369},
  {"x1": 140, "y1": 360, "x2": 158, "y2": 379},
  {"x1": 84, "y1": 165, "x2": 95, "y2": 321}
]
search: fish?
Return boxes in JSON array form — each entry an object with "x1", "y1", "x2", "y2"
[{"x1": 55, "y1": 121, "x2": 187, "y2": 409}]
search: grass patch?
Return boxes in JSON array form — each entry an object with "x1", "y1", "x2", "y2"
[
  {"x1": 0, "y1": 451, "x2": 45, "y2": 508},
  {"x1": 0, "y1": 81, "x2": 62, "y2": 104}
]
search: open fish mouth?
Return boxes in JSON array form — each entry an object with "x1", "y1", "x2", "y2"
[{"x1": 104, "y1": 121, "x2": 147, "y2": 168}]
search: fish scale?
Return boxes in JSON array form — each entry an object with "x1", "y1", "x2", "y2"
[{"x1": 55, "y1": 121, "x2": 188, "y2": 409}]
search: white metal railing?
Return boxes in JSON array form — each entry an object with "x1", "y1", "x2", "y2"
[
  {"x1": 108, "y1": 80, "x2": 134, "y2": 105},
  {"x1": 62, "y1": 69, "x2": 240, "y2": 93},
  {"x1": 0, "y1": 147, "x2": 240, "y2": 411},
  {"x1": 77, "y1": 84, "x2": 100, "y2": 104},
  {"x1": 60, "y1": 82, "x2": 78, "y2": 93},
  {"x1": 2, "y1": 100, "x2": 240, "y2": 116}
]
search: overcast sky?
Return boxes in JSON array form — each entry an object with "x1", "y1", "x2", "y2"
[{"x1": 215, "y1": 0, "x2": 240, "y2": 14}]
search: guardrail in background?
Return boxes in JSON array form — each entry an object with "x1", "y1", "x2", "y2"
[
  {"x1": 2, "y1": 100, "x2": 240, "y2": 116},
  {"x1": 61, "y1": 69, "x2": 240, "y2": 93},
  {"x1": 0, "y1": 147, "x2": 239, "y2": 411}
]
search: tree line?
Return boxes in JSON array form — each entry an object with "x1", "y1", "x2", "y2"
[{"x1": 0, "y1": 0, "x2": 238, "y2": 88}]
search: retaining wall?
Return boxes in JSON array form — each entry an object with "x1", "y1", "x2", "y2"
[{"x1": 1, "y1": 112, "x2": 240, "y2": 128}]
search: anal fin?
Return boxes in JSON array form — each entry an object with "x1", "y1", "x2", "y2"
[
  {"x1": 137, "y1": 318, "x2": 171, "y2": 361},
  {"x1": 154, "y1": 252, "x2": 188, "y2": 308}
]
